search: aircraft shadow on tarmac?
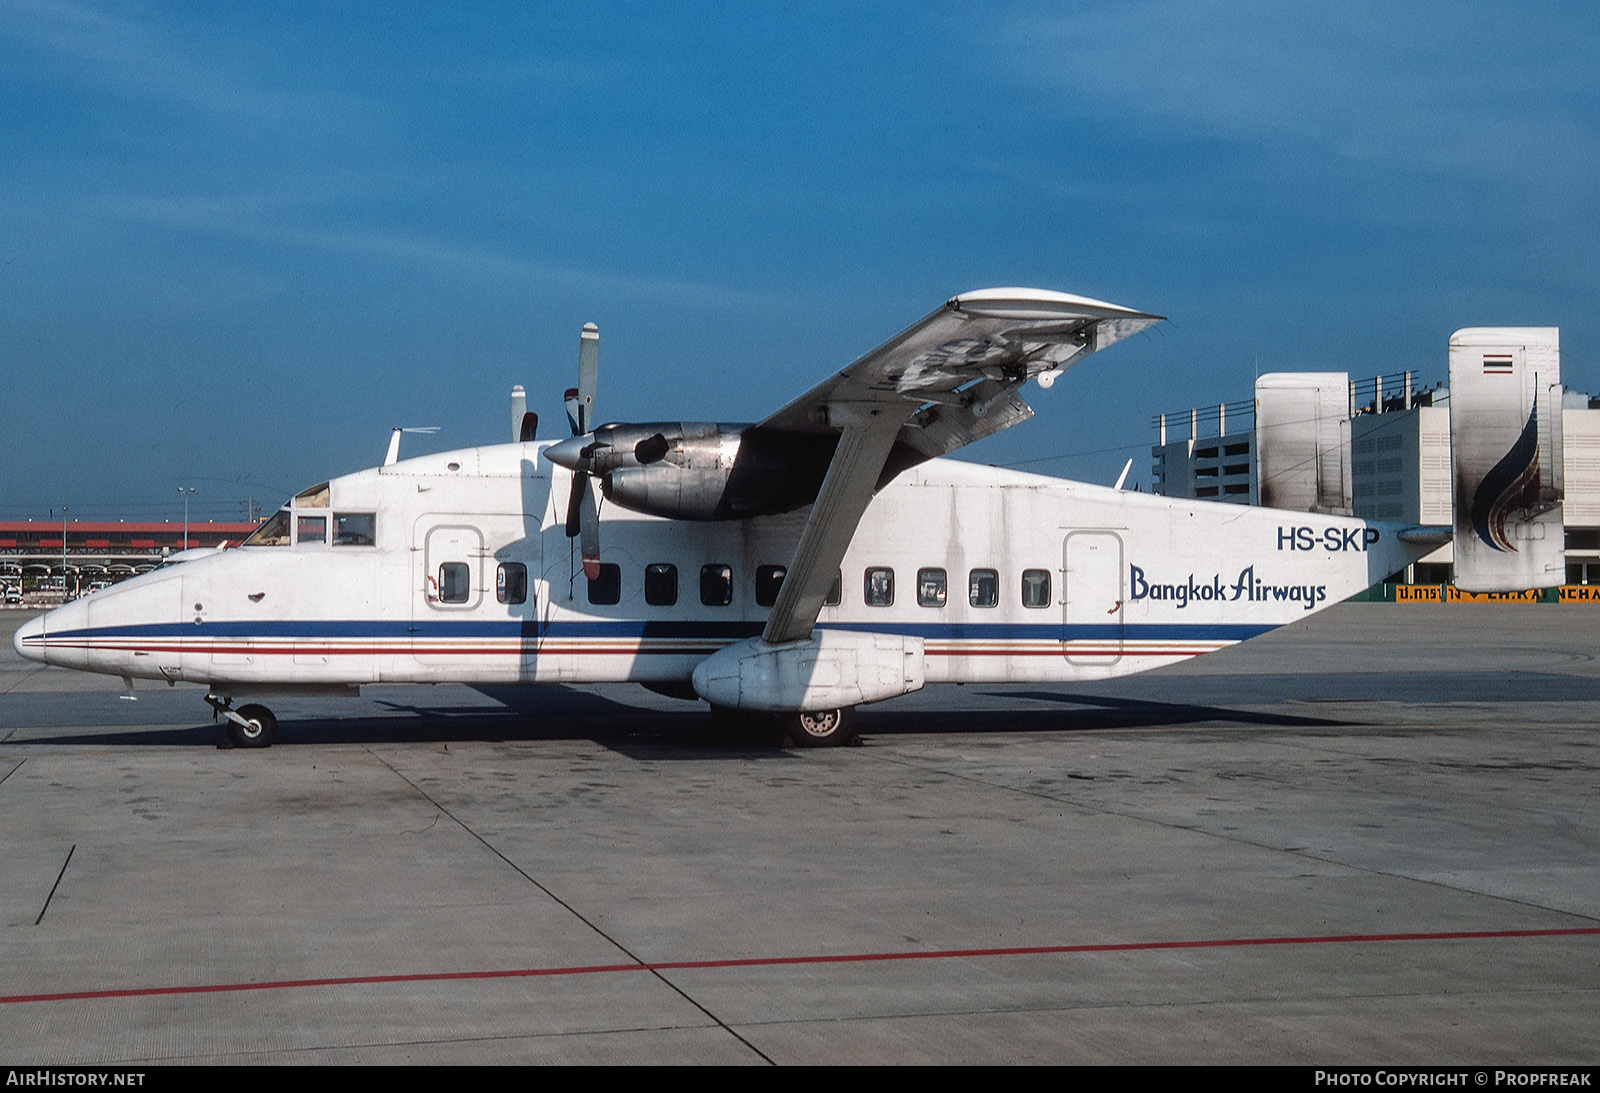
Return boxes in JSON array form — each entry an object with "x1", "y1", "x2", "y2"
[
  {"x1": 16, "y1": 666, "x2": 1600, "y2": 755},
  {"x1": 962, "y1": 691, "x2": 1353, "y2": 732},
  {"x1": 6, "y1": 682, "x2": 1366, "y2": 758},
  {"x1": 299, "y1": 687, "x2": 1327, "y2": 759}
]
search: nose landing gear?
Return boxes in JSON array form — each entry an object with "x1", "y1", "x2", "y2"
[{"x1": 205, "y1": 694, "x2": 278, "y2": 748}]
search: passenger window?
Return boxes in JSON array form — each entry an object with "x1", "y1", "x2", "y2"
[
  {"x1": 917, "y1": 567, "x2": 947, "y2": 607},
  {"x1": 497, "y1": 562, "x2": 527, "y2": 605},
  {"x1": 700, "y1": 564, "x2": 733, "y2": 606},
  {"x1": 1021, "y1": 568, "x2": 1051, "y2": 608},
  {"x1": 969, "y1": 568, "x2": 999, "y2": 608},
  {"x1": 587, "y1": 563, "x2": 622, "y2": 605},
  {"x1": 755, "y1": 565, "x2": 786, "y2": 607},
  {"x1": 296, "y1": 515, "x2": 327, "y2": 546},
  {"x1": 824, "y1": 571, "x2": 841, "y2": 607},
  {"x1": 438, "y1": 562, "x2": 471, "y2": 604},
  {"x1": 645, "y1": 563, "x2": 678, "y2": 606},
  {"x1": 864, "y1": 567, "x2": 894, "y2": 607},
  {"x1": 333, "y1": 512, "x2": 376, "y2": 547}
]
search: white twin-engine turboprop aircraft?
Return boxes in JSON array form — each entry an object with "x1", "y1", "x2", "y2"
[{"x1": 15, "y1": 289, "x2": 1566, "y2": 748}]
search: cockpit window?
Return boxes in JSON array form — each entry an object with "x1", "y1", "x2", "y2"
[
  {"x1": 296, "y1": 515, "x2": 328, "y2": 546},
  {"x1": 243, "y1": 509, "x2": 291, "y2": 547},
  {"x1": 295, "y1": 482, "x2": 331, "y2": 507},
  {"x1": 333, "y1": 513, "x2": 376, "y2": 547}
]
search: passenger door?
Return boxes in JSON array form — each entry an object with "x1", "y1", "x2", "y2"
[
  {"x1": 1063, "y1": 530, "x2": 1124, "y2": 665},
  {"x1": 413, "y1": 522, "x2": 484, "y2": 664}
]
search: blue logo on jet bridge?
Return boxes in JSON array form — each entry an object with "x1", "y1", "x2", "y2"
[{"x1": 1128, "y1": 565, "x2": 1328, "y2": 611}]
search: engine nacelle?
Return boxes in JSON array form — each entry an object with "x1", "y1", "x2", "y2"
[
  {"x1": 574, "y1": 422, "x2": 836, "y2": 522},
  {"x1": 594, "y1": 422, "x2": 742, "y2": 521}
]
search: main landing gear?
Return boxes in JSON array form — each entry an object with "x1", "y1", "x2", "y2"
[
  {"x1": 784, "y1": 707, "x2": 857, "y2": 748},
  {"x1": 205, "y1": 694, "x2": 278, "y2": 748},
  {"x1": 707, "y1": 705, "x2": 859, "y2": 747}
]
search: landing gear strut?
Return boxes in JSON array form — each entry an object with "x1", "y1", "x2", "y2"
[{"x1": 206, "y1": 694, "x2": 278, "y2": 748}]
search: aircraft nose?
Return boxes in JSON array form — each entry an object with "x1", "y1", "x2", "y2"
[{"x1": 13, "y1": 612, "x2": 47, "y2": 665}]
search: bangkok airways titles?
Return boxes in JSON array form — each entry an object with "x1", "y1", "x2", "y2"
[{"x1": 1129, "y1": 565, "x2": 1329, "y2": 610}]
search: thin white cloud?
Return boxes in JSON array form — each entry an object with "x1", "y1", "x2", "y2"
[
  {"x1": 83, "y1": 186, "x2": 790, "y2": 311},
  {"x1": 1007, "y1": 1, "x2": 1599, "y2": 179},
  {"x1": 0, "y1": 0, "x2": 365, "y2": 129},
  {"x1": 1, "y1": 3, "x2": 788, "y2": 311}
]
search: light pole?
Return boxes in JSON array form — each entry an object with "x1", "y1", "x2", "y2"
[
  {"x1": 61, "y1": 505, "x2": 68, "y2": 599},
  {"x1": 178, "y1": 487, "x2": 195, "y2": 550}
]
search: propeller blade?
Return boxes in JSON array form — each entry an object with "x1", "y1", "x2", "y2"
[
  {"x1": 560, "y1": 322, "x2": 603, "y2": 577},
  {"x1": 510, "y1": 385, "x2": 526, "y2": 443},
  {"x1": 564, "y1": 388, "x2": 582, "y2": 435},
  {"x1": 580, "y1": 485, "x2": 601, "y2": 580},
  {"x1": 577, "y1": 322, "x2": 598, "y2": 434},
  {"x1": 565, "y1": 471, "x2": 588, "y2": 538},
  {"x1": 518, "y1": 412, "x2": 538, "y2": 443},
  {"x1": 564, "y1": 470, "x2": 602, "y2": 579}
]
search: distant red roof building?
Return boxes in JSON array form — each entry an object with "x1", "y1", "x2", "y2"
[{"x1": 0, "y1": 521, "x2": 260, "y2": 551}]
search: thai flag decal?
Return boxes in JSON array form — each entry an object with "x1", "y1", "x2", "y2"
[
  {"x1": 1470, "y1": 398, "x2": 1541, "y2": 552},
  {"x1": 1483, "y1": 354, "x2": 1515, "y2": 374}
]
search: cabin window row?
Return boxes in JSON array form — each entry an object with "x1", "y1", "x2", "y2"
[
  {"x1": 881, "y1": 567, "x2": 1053, "y2": 609},
  {"x1": 583, "y1": 563, "x2": 1054, "y2": 609},
  {"x1": 587, "y1": 563, "x2": 780, "y2": 607}
]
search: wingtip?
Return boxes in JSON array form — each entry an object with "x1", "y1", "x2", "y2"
[{"x1": 951, "y1": 287, "x2": 1159, "y2": 322}]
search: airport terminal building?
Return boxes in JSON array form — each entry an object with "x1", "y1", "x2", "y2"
[
  {"x1": 1151, "y1": 368, "x2": 1600, "y2": 586},
  {"x1": 0, "y1": 520, "x2": 260, "y2": 601}
]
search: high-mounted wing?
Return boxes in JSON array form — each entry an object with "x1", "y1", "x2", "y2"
[
  {"x1": 760, "y1": 287, "x2": 1160, "y2": 472},
  {"x1": 760, "y1": 287, "x2": 1160, "y2": 644}
]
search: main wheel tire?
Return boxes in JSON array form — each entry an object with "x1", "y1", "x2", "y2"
[
  {"x1": 227, "y1": 703, "x2": 278, "y2": 748},
  {"x1": 785, "y1": 707, "x2": 856, "y2": 748}
]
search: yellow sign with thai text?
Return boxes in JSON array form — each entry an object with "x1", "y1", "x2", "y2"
[{"x1": 1444, "y1": 586, "x2": 1543, "y2": 603}]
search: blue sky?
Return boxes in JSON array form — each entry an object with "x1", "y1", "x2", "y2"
[{"x1": 3, "y1": 1, "x2": 1596, "y2": 522}]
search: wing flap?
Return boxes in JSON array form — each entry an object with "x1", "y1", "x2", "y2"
[
  {"x1": 759, "y1": 287, "x2": 1160, "y2": 438},
  {"x1": 885, "y1": 375, "x2": 1035, "y2": 476}
]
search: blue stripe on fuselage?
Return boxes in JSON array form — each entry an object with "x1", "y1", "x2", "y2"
[{"x1": 34, "y1": 619, "x2": 1274, "y2": 643}]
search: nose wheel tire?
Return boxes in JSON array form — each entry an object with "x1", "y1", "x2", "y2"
[
  {"x1": 227, "y1": 704, "x2": 278, "y2": 748},
  {"x1": 785, "y1": 707, "x2": 856, "y2": 748}
]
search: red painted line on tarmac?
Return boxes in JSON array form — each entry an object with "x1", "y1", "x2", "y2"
[{"x1": 3, "y1": 927, "x2": 1596, "y2": 1007}]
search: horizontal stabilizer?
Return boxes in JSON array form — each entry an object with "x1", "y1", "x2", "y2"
[{"x1": 1449, "y1": 327, "x2": 1564, "y2": 591}]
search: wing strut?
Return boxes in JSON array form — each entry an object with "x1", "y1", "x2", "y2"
[{"x1": 762, "y1": 404, "x2": 910, "y2": 646}]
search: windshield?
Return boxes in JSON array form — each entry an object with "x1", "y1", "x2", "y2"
[{"x1": 243, "y1": 508, "x2": 291, "y2": 547}]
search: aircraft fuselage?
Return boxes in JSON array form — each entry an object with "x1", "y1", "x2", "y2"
[{"x1": 15, "y1": 440, "x2": 1427, "y2": 695}]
